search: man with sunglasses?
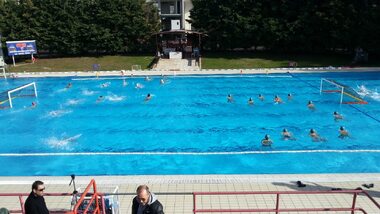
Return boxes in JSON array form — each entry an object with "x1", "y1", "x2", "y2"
[
  {"x1": 25, "y1": 180, "x2": 49, "y2": 214},
  {"x1": 132, "y1": 185, "x2": 164, "y2": 214}
]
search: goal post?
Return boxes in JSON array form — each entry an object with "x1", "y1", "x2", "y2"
[
  {"x1": 320, "y1": 78, "x2": 367, "y2": 104},
  {"x1": 131, "y1": 64, "x2": 141, "y2": 71},
  {"x1": 1, "y1": 82, "x2": 37, "y2": 108},
  {"x1": 320, "y1": 78, "x2": 344, "y2": 104}
]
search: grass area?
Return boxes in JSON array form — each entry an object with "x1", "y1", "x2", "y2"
[
  {"x1": 5, "y1": 52, "x2": 380, "y2": 72},
  {"x1": 201, "y1": 52, "x2": 356, "y2": 69},
  {"x1": 7, "y1": 55, "x2": 154, "y2": 72}
]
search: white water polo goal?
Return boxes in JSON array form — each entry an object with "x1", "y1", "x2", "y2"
[
  {"x1": 320, "y1": 78, "x2": 367, "y2": 104},
  {"x1": 0, "y1": 82, "x2": 37, "y2": 108}
]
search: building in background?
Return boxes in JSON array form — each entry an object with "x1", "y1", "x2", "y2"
[{"x1": 150, "y1": 0, "x2": 193, "y2": 31}]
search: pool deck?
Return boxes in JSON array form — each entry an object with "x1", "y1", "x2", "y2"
[
  {"x1": 2, "y1": 68, "x2": 380, "y2": 212},
  {"x1": 6, "y1": 66, "x2": 380, "y2": 78},
  {"x1": 1, "y1": 174, "x2": 380, "y2": 213}
]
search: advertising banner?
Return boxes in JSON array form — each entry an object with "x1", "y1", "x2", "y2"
[{"x1": 6, "y1": 40, "x2": 37, "y2": 56}]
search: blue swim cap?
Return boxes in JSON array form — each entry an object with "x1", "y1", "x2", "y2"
[
  {"x1": 283, "y1": 128, "x2": 287, "y2": 132},
  {"x1": 340, "y1": 126, "x2": 344, "y2": 130}
]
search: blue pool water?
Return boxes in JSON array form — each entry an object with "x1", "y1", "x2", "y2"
[{"x1": 0, "y1": 71, "x2": 380, "y2": 176}]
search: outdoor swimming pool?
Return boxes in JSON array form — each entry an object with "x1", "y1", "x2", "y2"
[{"x1": 0, "y1": 71, "x2": 379, "y2": 176}]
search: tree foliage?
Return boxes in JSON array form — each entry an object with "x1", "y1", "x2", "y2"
[
  {"x1": 191, "y1": 0, "x2": 380, "y2": 53},
  {"x1": 0, "y1": 0, "x2": 160, "y2": 54}
]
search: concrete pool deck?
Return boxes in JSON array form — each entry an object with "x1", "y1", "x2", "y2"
[
  {"x1": 0, "y1": 174, "x2": 380, "y2": 213},
  {"x1": 1, "y1": 68, "x2": 380, "y2": 212},
  {"x1": 5, "y1": 66, "x2": 380, "y2": 78}
]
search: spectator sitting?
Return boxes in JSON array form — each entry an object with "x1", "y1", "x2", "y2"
[{"x1": 288, "y1": 61, "x2": 298, "y2": 67}]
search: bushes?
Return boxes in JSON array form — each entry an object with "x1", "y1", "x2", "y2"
[
  {"x1": 190, "y1": 0, "x2": 380, "y2": 54},
  {"x1": 0, "y1": 0, "x2": 160, "y2": 55}
]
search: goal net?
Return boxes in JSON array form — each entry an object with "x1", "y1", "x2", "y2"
[
  {"x1": 320, "y1": 78, "x2": 367, "y2": 104},
  {"x1": 131, "y1": 64, "x2": 142, "y2": 71},
  {"x1": 0, "y1": 82, "x2": 38, "y2": 109}
]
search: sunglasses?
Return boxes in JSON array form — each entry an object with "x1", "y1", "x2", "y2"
[{"x1": 37, "y1": 188, "x2": 45, "y2": 192}]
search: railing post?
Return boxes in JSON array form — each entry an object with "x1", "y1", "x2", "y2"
[
  {"x1": 276, "y1": 193, "x2": 280, "y2": 214},
  {"x1": 93, "y1": 180, "x2": 100, "y2": 214},
  {"x1": 19, "y1": 195, "x2": 25, "y2": 214},
  {"x1": 101, "y1": 195, "x2": 106, "y2": 213},
  {"x1": 193, "y1": 193, "x2": 196, "y2": 214},
  {"x1": 351, "y1": 192, "x2": 357, "y2": 214}
]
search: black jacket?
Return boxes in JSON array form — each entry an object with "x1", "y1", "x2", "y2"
[
  {"x1": 24, "y1": 192, "x2": 49, "y2": 214},
  {"x1": 132, "y1": 196, "x2": 164, "y2": 214}
]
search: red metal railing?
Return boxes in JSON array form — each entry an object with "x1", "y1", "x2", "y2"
[
  {"x1": 193, "y1": 190, "x2": 380, "y2": 214},
  {"x1": 0, "y1": 192, "x2": 74, "y2": 213},
  {"x1": 0, "y1": 179, "x2": 104, "y2": 214},
  {"x1": 73, "y1": 179, "x2": 104, "y2": 214}
]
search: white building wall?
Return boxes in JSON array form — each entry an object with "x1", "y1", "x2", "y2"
[{"x1": 184, "y1": 0, "x2": 193, "y2": 30}]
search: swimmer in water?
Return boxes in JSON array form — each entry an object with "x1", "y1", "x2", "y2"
[
  {"x1": 309, "y1": 128, "x2": 326, "y2": 142},
  {"x1": 287, "y1": 93, "x2": 293, "y2": 100},
  {"x1": 282, "y1": 128, "x2": 295, "y2": 140},
  {"x1": 258, "y1": 94, "x2": 264, "y2": 101},
  {"x1": 333, "y1": 111, "x2": 343, "y2": 121},
  {"x1": 145, "y1": 93, "x2": 152, "y2": 102},
  {"x1": 338, "y1": 126, "x2": 350, "y2": 139},
  {"x1": 66, "y1": 82, "x2": 72, "y2": 89},
  {"x1": 261, "y1": 134, "x2": 273, "y2": 146},
  {"x1": 248, "y1": 97, "x2": 254, "y2": 105},
  {"x1": 96, "y1": 95, "x2": 104, "y2": 103},
  {"x1": 274, "y1": 95, "x2": 283, "y2": 104},
  {"x1": 101, "y1": 82, "x2": 110, "y2": 88},
  {"x1": 123, "y1": 79, "x2": 128, "y2": 87},
  {"x1": 145, "y1": 76, "x2": 152, "y2": 81},
  {"x1": 307, "y1": 101, "x2": 315, "y2": 110},
  {"x1": 160, "y1": 78, "x2": 165, "y2": 85},
  {"x1": 31, "y1": 102, "x2": 37, "y2": 108},
  {"x1": 227, "y1": 94, "x2": 234, "y2": 103},
  {"x1": 135, "y1": 83, "x2": 143, "y2": 89}
]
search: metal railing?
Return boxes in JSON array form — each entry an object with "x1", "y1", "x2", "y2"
[
  {"x1": 0, "y1": 192, "x2": 74, "y2": 213},
  {"x1": 193, "y1": 190, "x2": 380, "y2": 214},
  {"x1": 2, "y1": 185, "x2": 380, "y2": 214},
  {"x1": 0, "y1": 179, "x2": 105, "y2": 214}
]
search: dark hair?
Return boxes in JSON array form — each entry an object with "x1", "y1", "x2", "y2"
[{"x1": 32, "y1": 180, "x2": 44, "y2": 190}]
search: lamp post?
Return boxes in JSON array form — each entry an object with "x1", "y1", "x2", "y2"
[{"x1": 0, "y1": 33, "x2": 6, "y2": 79}]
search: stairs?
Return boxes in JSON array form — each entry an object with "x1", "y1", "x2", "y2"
[{"x1": 153, "y1": 58, "x2": 200, "y2": 71}]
